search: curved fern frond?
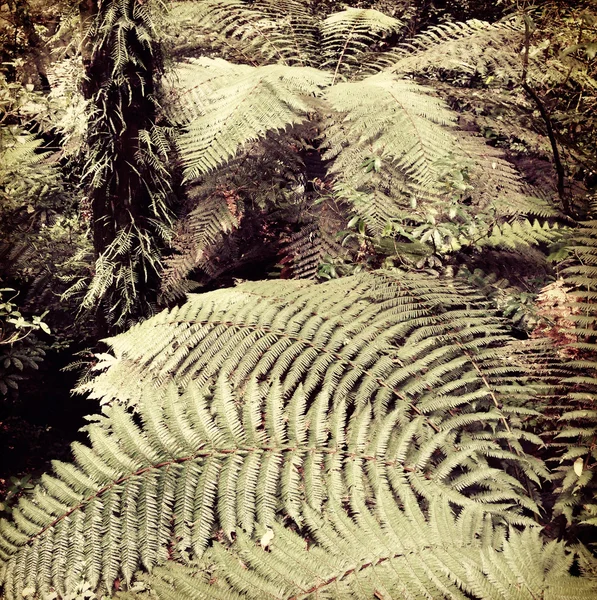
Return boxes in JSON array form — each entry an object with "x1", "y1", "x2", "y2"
[
  {"x1": 171, "y1": 58, "x2": 330, "y2": 180},
  {"x1": 0, "y1": 370, "x2": 542, "y2": 597},
  {"x1": 139, "y1": 502, "x2": 596, "y2": 600},
  {"x1": 363, "y1": 18, "x2": 542, "y2": 85},
  {"x1": 87, "y1": 272, "x2": 547, "y2": 509},
  {"x1": 320, "y1": 8, "x2": 403, "y2": 82},
  {"x1": 0, "y1": 272, "x2": 587, "y2": 598}
]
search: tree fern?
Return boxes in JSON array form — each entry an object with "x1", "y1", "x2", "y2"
[
  {"x1": 162, "y1": 1, "x2": 568, "y2": 279},
  {"x1": 78, "y1": 0, "x2": 176, "y2": 331},
  {"x1": 0, "y1": 271, "x2": 570, "y2": 597}
]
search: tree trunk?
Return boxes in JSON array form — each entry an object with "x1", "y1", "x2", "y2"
[{"x1": 80, "y1": 0, "x2": 172, "y2": 334}]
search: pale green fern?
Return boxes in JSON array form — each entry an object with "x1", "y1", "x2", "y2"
[
  {"x1": 320, "y1": 8, "x2": 402, "y2": 81},
  {"x1": 481, "y1": 220, "x2": 563, "y2": 250},
  {"x1": 171, "y1": 58, "x2": 330, "y2": 180},
  {"x1": 322, "y1": 74, "x2": 461, "y2": 234},
  {"x1": 373, "y1": 16, "x2": 560, "y2": 85},
  {"x1": 168, "y1": 0, "x2": 318, "y2": 66},
  {"x1": 0, "y1": 272, "x2": 573, "y2": 598},
  {"x1": 128, "y1": 503, "x2": 597, "y2": 600},
  {"x1": 161, "y1": 1, "x2": 565, "y2": 293}
]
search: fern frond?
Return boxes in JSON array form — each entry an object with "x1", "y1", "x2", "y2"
[
  {"x1": 88, "y1": 272, "x2": 548, "y2": 510},
  {"x1": 250, "y1": 0, "x2": 320, "y2": 66},
  {"x1": 457, "y1": 134, "x2": 553, "y2": 219},
  {"x1": 0, "y1": 370, "x2": 541, "y2": 598},
  {"x1": 436, "y1": 83, "x2": 555, "y2": 157},
  {"x1": 0, "y1": 272, "x2": 557, "y2": 597},
  {"x1": 363, "y1": 17, "x2": 557, "y2": 86},
  {"x1": 481, "y1": 219, "x2": 563, "y2": 250},
  {"x1": 283, "y1": 199, "x2": 347, "y2": 279},
  {"x1": 81, "y1": 223, "x2": 165, "y2": 329},
  {"x1": 141, "y1": 500, "x2": 596, "y2": 600},
  {"x1": 0, "y1": 127, "x2": 47, "y2": 172},
  {"x1": 392, "y1": 19, "x2": 523, "y2": 79},
  {"x1": 322, "y1": 74, "x2": 460, "y2": 233},
  {"x1": 321, "y1": 75, "x2": 539, "y2": 236},
  {"x1": 320, "y1": 8, "x2": 403, "y2": 82},
  {"x1": 550, "y1": 210, "x2": 597, "y2": 526},
  {"x1": 171, "y1": 58, "x2": 329, "y2": 180},
  {"x1": 167, "y1": 0, "x2": 316, "y2": 66},
  {"x1": 160, "y1": 187, "x2": 240, "y2": 301},
  {"x1": 0, "y1": 126, "x2": 57, "y2": 215}
]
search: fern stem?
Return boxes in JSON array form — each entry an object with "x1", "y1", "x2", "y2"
[
  {"x1": 331, "y1": 22, "x2": 358, "y2": 85},
  {"x1": 19, "y1": 445, "x2": 421, "y2": 550},
  {"x1": 456, "y1": 341, "x2": 514, "y2": 439},
  {"x1": 291, "y1": 554, "x2": 394, "y2": 599}
]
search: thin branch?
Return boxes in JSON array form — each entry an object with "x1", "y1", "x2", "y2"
[{"x1": 520, "y1": 13, "x2": 572, "y2": 217}]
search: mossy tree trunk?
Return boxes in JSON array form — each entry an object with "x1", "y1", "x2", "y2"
[{"x1": 80, "y1": 0, "x2": 173, "y2": 335}]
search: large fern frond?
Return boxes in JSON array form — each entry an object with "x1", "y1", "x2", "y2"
[
  {"x1": 364, "y1": 17, "x2": 560, "y2": 85},
  {"x1": 136, "y1": 502, "x2": 597, "y2": 600},
  {"x1": 321, "y1": 73, "x2": 557, "y2": 237},
  {"x1": 170, "y1": 58, "x2": 329, "y2": 180},
  {"x1": 87, "y1": 272, "x2": 548, "y2": 515},
  {"x1": 0, "y1": 272, "x2": 556, "y2": 598},
  {"x1": 322, "y1": 74, "x2": 459, "y2": 233}
]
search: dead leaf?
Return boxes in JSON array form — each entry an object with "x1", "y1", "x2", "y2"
[
  {"x1": 574, "y1": 457, "x2": 584, "y2": 477},
  {"x1": 260, "y1": 528, "x2": 274, "y2": 550}
]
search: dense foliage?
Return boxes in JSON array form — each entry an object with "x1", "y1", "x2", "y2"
[{"x1": 0, "y1": 0, "x2": 596, "y2": 598}]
